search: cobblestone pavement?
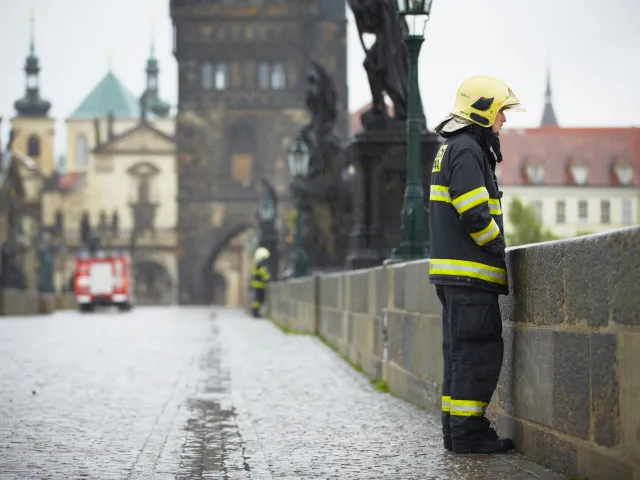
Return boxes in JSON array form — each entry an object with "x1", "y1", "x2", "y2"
[{"x1": 0, "y1": 307, "x2": 565, "y2": 479}]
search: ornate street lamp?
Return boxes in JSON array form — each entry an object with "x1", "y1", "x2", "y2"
[
  {"x1": 391, "y1": 0, "x2": 433, "y2": 260},
  {"x1": 286, "y1": 134, "x2": 310, "y2": 277}
]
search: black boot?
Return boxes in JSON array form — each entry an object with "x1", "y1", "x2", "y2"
[{"x1": 453, "y1": 436, "x2": 514, "y2": 454}]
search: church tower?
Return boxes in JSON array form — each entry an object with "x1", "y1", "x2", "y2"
[
  {"x1": 540, "y1": 68, "x2": 559, "y2": 127},
  {"x1": 11, "y1": 11, "x2": 56, "y2": 174},
  {"x1": 143, "y1": 31, "x2": 171, "y2": 118},
  {"x1": 170, "y1": 0, "x2": 348, "y2": 304}
]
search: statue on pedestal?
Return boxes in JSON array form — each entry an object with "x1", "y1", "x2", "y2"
[
  {"x1": 296, "y1": 61, "x2": 352, "y2": 269},
  {"x1": 347, "y1": 0, "x2": 425, "y2": 131}
]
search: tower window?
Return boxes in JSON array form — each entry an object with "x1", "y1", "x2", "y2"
[
  {"x1": 271, "y1": 63, "x2": 286, "y2": 90},
  {"x1": 202, "y1": 62, "x2": 214, "y2": 90},
  {"x1": 27, "y1": 134, "x2": 41, "y2": 157},
  {"x1": 215, "y1": 63, "x2": 228, "y2": 90},
  {"x1": 600, "y1": 200, "x2": 611, "y2": 224},
  {"x1": 76, "y1": 134, "x2": 89, "y2": 169},
  {"x1": 258, "y1": 62, "x2": 270, "y2": 90},
  {"x1": 556, "y1": 200, "x2": 565, "y2": 224},
  {"x1": 578, "y1": 200, "x2": 588, "y2": 224}
]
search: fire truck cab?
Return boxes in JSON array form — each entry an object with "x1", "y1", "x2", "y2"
[{"x1": 74, "y1": 250, "x2": 134, "y2": 312}]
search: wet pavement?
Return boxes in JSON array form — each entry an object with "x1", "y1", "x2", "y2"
[{"x1": 0, "y1": 307, "x2": 565, "y2": 479}]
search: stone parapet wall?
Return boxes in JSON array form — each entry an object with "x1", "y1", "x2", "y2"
[
  {"x1": 0, "y1": 290, "x2": 77, "y2": 316},
  {"x1": 267, "y1": 226, "x2": 640, "y2": 480}
]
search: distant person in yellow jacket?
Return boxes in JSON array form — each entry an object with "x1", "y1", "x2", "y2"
[{"x1": 250, "y1": 247, "x2": 271, "y2": 318}]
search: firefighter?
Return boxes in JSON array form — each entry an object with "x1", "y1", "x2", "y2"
[
  {"x1": 429, "y1": 76, "x2": 524, "y2": 454},
  {"x1": 250, "y1": 247, "x2": 271, "y2": 318}
]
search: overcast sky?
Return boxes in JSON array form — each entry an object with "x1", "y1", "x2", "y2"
[{"x1": 1, "y1": 0, "x2": 639, "y2": 155}]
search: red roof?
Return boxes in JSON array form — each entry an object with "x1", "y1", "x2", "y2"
[{"x1": 497, "y1": 126, "x2": 640, "y2": 186}]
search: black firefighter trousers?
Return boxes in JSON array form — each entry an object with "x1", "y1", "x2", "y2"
[
  {"x1": 436, "y1": 284, "x2": 504, "y2": 448},
  {"x1": 252, "y1": 288, "x2": 266, "y2": 318}
]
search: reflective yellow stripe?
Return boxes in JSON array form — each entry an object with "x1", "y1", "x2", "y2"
[
  {"x1": 449, "y1": 399, "x2": 488, "y2": 417},
  {"x1": 251, "y1": 300, "x2": 261, "y2": 308},
  {"x1": 442, "y1": 395, "x2": 451, "y2": 412},
  {"x1": 470, "y1": 218, "x2": 500, "y2": 246},
  {"x1": 452, "y1": 187, "x2": 489, "y2": 214},
  {"x1": 488, "y1": 198, "x2": 502, "y2": 215},
  {"x1": 251, "y1": 280, "x2": 266, "y2": 289},
  {"x1": 430, "y1": 184, "x2": 451, "y2": 202},
  {"x1": 429, "y1": 258, "x2": 507, "y2": 285},
  {"x1": 257, "y1": 267, "x2": 270, "y2": 281}
]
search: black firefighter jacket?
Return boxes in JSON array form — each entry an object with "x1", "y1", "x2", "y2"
[{"x1": 428, "y1": 131, "x2": 509, "y2": 295}]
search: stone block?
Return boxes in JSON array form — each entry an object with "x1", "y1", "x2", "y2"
[
  {"x1": 393, "y1": 265, "x2": 405, "y2": 310},
  {"x1": 401, "y1": 312, "x2": 417, "y2": 373},
  {"x1": 38, "y1": 294, "x2": 56, "y2": 314},
  {"x1": 564, "y1": 234, "x2": 611, "y2": 326},
  {"x1": 0, "y1": 289, "x2": 40, "y2": 316},
  {"x1": 417, "y1": 313, "x2": 443, "y2": 384},
  {"x1": 386, "y1": 311, "x2": 404, "y2": 367},
  {"x1": 374, "y1": 267, "x2": 388, "y2": 315},
  {"x1": 553, "y1": 331, "x2": 590, "y2": 439},
  {"x1": 348, "y1": 271, "x2": 369, "y2": 314},
  {"x1": 590, "y1": 333, "x2": 621, "y2": 447},
  {"x1": 577, "y1": 445, "x2": 635, "y2": 480},
  {"x1": 319, "y1": 275, "x2": 341, "y2": 310},
  {"x1": 508, "y1": 244, "x2": 565, "y2": 325},
  {"x1": 609, "y1": 227, "x2": 640, "y2": 326},
  {"x1": 498, "y1": 323, "x2": 515, "y2": 415},
  {"x1": 619, "y1": 332, "x2": 640, "y2": 458},
  {"x1": 496, "y1": 413, "x2": 524, "y2": 449},
  {"x1": 522, "y1": 422, "x2": 578, "y2": 476},
  {"x1": 514, "y1": 328, "x2": 554, "y2": 428},
  {"x1": 404, "y1": 260, "x2": 433, "y2": 313}
]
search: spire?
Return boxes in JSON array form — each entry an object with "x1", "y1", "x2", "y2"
[
  {"x1": 14, "y1": 11, "x2": 51, "y2": 117},
  {"x1": 540, "y1": 67, "x2": 558, "y2": 127},
  {"x1": 142, "y1": 24, "x2": 170, "y2": 119}
]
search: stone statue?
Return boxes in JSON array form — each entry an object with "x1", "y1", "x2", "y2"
[
  {"x1": 295, "y1": 61, "x2": 353, "y2": 268},
  {"x1": 347, "y1": 0, "x2": 425, "y2": 130}
]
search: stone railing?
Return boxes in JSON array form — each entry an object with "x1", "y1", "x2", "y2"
[
  {"x1": 267, "y1": 226, "x2": 640, "y2": 480},
  {"x1": 0, "y1": 290, "x2": 76, "y2": 316}
]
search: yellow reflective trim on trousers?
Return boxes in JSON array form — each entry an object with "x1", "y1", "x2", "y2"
[
  {"x1": 449, "y1": 399, "x2": 488, "y2": 417},
  {"x1": 251, "y1": 280, "x2": 266, "y2": 288},
  {"x1": 452, "y1": 187, "x2": 489, "y2": 214},
  {"x1": 429, "y1": 184, "x2": 451, "y2": 202},
  {"x1": 488, "y1": 198, "x2": 502, "y2": 215},
  {"x1": 442, "y1": 395, "x2": 451, "y2": 412},
  {"x1": 251, "y1": 300, "x2": 262, "y2": 308},
  {"x1": 470, "y1": 218, "x2": 500, "y2": 246},
  {"x1": 429, "y1": 258, "x2": 507, "y2": 285}
]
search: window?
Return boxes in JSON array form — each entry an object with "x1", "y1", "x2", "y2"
[
  {"x1": 258, "y1": 62, "x2": 270, "y2": 90},
  {"x1": 27, "y1": 134, "x2": 41, "y2": 157},
  {"x1": 215, "y1": 63, "x2": 228, "y2": 90},
  {"x1": 229, "y1": 122, "x2": 255, "y2": 187},
  {"x1": 570, "y1": 165, "x2": 588, "y2": 185},
  {"x1": 76, "y1": 134, "x2": 89, "y2": 169},
  {"x1": 556, "y1": 200, "x2": 565, "y2": 224},
  {"x1": 202, "y1": 62, "x2": 214, "y2": 90},
  {"x1": 600, "y1": 200, "x2": 610, "y2": 224},
  {"x1": 533, "y1": 200, "x2": 543, "y2": 222},
  {"x1": 56, "y1": 155, "x2": 65, "y2": 172},
  {"x1": 271, "y1": 63, "x2": 286, "y2": 89},
  {"x1": 578, "y1": 200, "x2": 588, "y2": 224},
  {"x1": 615, "y1": 165, "x2": 633, "y2": 185},
  {"x1": 527, "y1": 165, "x2": 544, "y2": 184},
  {"x1": 622, "y1": 199, "x2": 633, "y2": 225}
]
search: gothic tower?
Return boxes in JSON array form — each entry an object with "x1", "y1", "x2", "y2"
[
  {"x1": 170, "y1": 0, "x2": 348, "y2": 304},
  {"x1": 11, "y1": 11, "x2": 56, "y2": 174}
]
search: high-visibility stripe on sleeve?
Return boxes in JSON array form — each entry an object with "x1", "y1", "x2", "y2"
[
  {"x1": 442, "y1": 395, "x2": 451, "y2": 412},
  {"x1": 429, "y1": 184, "x2": 451, "y2": 203},
  {"x1": 251, "y1": 280, "x2": 266, "y2": 289},
  {"x1": 429, "y1": 258, "x2": 507, "y2": 285},
  {"x1": 488, "y1": 198, "x2": 502, "y2": 215},
  {"x1": 470, "y1": 218, "x2": 500, "y2": 246},
  {"x1": 449, "y1": 399, "x2": 488, "y2": 417},
  {"x1": 452, "y1": 187, "x2": 489, "y2": 214}
]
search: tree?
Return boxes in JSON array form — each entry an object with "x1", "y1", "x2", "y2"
[{"x1": 506, "y1": 198, "x2": 559, "y2": 247}]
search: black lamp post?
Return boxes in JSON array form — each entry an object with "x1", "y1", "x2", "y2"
[
  {"x1": 286, "y1": 134, "x2": 311, "y2": 277},
  {"x1": 391, "y1": 0, "x2": 433, "y2": 261}
]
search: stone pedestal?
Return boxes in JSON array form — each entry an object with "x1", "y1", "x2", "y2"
[
  {"x1": 346, "y1": 129, "x2": 442, "y2": 270},
  {"x1": 38, "y1": 293, "x2": 56, "y2": 314}
]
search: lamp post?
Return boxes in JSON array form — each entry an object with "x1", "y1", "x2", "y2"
[
  {"x1": 391, "y1": 0, "x2": 433, "y2": 261},
  {"x1": 286, "y1": 134, "x2": 311, "y2": 278}
]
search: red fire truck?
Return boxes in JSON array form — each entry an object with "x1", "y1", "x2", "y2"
[{"x1": 74, "y1": 250, "x2": 134, "y2": 312}]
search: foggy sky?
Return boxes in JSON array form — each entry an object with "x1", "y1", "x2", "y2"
[{"x1": 0, "y1": 0, "x2": 639, "y2": 155}]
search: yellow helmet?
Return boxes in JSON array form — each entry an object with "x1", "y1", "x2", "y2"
[
  {"x1": 436, "y1": 76, "x2": 525, "y2": 132},
  {"x1": 254, "y1": 247, "x2": 270, "y2": 262}
]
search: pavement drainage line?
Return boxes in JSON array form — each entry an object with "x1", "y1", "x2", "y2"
[{"x1": 125, "y1": 360, "x2": 195, "y2": 478}]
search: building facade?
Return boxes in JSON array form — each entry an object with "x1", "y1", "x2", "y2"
[{"x1": 170, "y1": 0, "x2": 348, "y2": 304}]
